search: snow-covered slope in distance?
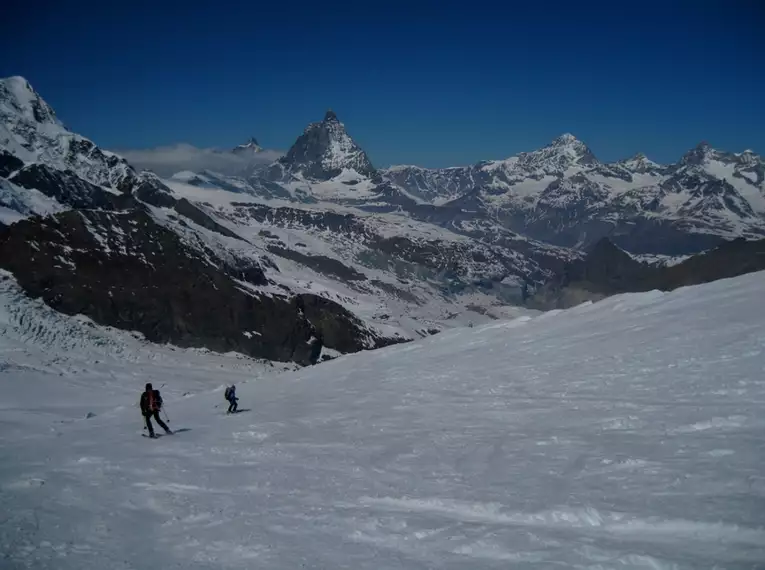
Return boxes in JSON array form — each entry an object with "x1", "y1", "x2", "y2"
[
  {"x1": 163, "y1": 177, "x2": 553, "y2": 334},
  {"x1": 2, "y1": 271, "x2": 764, "y2": 568}
]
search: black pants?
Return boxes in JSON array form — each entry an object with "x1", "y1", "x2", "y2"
[
  {"x1": 144, "y1": 411, "x2": 170, "y2": 436},
  {"x1": 227, "y1": 398, "x2": 238, "y2": 414}
]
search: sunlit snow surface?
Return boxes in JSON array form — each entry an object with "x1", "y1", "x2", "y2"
[{"x1": 2, "y1": 272, "x2": 765, "y2": 569}]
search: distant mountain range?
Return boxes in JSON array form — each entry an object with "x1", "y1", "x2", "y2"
[
  {"x1": 384, "y1": 136, "x2": 764, "y2": 254},
  {"x1": 1, "y1": 75, "x2": 764, "y2": 364},
  {"x1": 167, "y1": 104, "x2": 764, "y2": 256}
]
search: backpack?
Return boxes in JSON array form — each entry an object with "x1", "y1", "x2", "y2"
[
  {"x1": 144, "y1": 389, "x2": 161, "y2": 412},
  {"x1": 224, "y1": 387, "x2": 232, "y2": 401},
  {"x1": 152, "y1": 390, "x2": 163, "y2": 411}
]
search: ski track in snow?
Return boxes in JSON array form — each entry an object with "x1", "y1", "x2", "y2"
[{"x1": 2, "y1": 272, "x2": 765, "y2": 568}]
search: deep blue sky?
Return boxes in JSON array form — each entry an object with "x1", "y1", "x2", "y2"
[{"x1": 2, "y1": 0, "x2": 763, "y2": 167}]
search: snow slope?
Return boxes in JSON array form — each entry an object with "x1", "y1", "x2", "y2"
[
  {"x1": 0, "y1": 270, "x2": 295, "y2": 434},
  {"x1": 2, "y1": 271, "x2": 765, "y2": 568}
]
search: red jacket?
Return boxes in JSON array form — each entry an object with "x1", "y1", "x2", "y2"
[{"x1": 140, "y1": 389, "x2": 162, "y2": 415}]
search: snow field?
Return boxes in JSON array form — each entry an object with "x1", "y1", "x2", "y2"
[{"x1": 1, "y1": 272, "x2": 765, "y2": 568}]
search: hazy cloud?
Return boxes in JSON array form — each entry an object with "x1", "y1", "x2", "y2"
[{"x1": 115, "y1": 144, "x2": 283, "y2": 178}]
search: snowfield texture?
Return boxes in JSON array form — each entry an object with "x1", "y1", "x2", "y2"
[{"x1": 2, "y1": 271, "x2": 765, "y2": 569}]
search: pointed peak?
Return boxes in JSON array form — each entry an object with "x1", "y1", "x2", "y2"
[
  {"x1": 1, "y1": 75, "x2": 31, "y2": 88},
  {"x1": 551, "y1": 133, "x2": 579, "y2": 146},
  {"x1": 681, "y1": 141, "x2": 716, "y2": 166},
  {"x1": 0, "y1": 75, "x2": 58, "y2": 124},
  {"x1": 232, "y1": 137, "x2": 263, "y2": 154},
  {"x1": 278, "y1": 109, "x2": 374, "y2": 180},
  {"x1": 613, "y1": 152, "x2": 663, "y2": 174},
  {"x1": 516, "y1": 132, "x2": 597, "y2": 170},
  {"x1": 621, "y1": 152, "x2": 658, "y2": 165}
]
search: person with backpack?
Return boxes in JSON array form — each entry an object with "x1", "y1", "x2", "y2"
[
  {"x1": 225, "y1": 384, "x2": 239, "y2": 414},
  {"x1": 140, "y1": 383, "x2": 172, "y2": 438}
]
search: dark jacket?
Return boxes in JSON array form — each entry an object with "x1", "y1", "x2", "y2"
[{"x1": 140, "y1": 389, "x2": 163, "y2": 416}]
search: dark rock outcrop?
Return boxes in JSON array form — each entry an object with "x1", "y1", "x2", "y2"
[
  {"x1": 173, "y1": 198, "x2": 245, "y2": 241},
  {"x1": 0, "y1": 150, "x2": 23, "y2": 178},
  {"x1": 11, "y1": 164, "x2": 137, "y2": 210},
  {"x1": 267, "y1": 246, "x2": 367, "y2": 282},
  {"x1": 276, "y1": 110, "x2": 376, "y2": 181},
  {"x1": 0, "y1": 209, "x2": 391, "y2": 365},
  {"x1": 530, "y1": 237, "x2": 765, "y2": 309},
  {"x1": 297, "y1": 294, "x2": 402, "y2": 353},
  {"x1": 131, "y1": 175, "x2": 177, "y2": 208}
]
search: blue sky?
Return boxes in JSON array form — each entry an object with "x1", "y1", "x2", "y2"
[{"x1": 2, "y1": 0, "x2": 763, "y2": 168}]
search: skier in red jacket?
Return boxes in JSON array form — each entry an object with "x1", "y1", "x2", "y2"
[{"x1": 140, "y1": 383, "x2": 172, "y2": 438}]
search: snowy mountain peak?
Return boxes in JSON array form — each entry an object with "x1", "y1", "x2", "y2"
[
  {"x1": 0, "y1": 76, "x2": 59, "y2": 126},
  {"x1": 681, "y1": 141, "x2": 716, "y2": 166},
  {"x1": 617, "y1": 152, "x2": 662, "y2": 173},
  {"x1": 514, "y1": 133, "x2": 598, "y2": 173},
  {"x1": 737, "y1": 149, "x2": 759, "y2": 166},
  {"x1": 551, "y1": 133, "x2": 579, "y2": 146},
  {"x1": 232, "y1": 137, "x2": 263, "y2": 154},
  {"x1": 276, "y1": 111, "x2": 375, "y2": 181},
  {"x1": 0, "y1": 76, "x2": 150, "y2": 196}
]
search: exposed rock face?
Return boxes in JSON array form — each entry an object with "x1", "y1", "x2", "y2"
[
  {"x1": 296, "y1": 294, "x2": 397, "y2": 354},
  {"x1": 0, "y1": 207, "x2": 400, "y2": 364},
  {"x1": 0, "y1": 77, "x2": 412, "y2": 364},
  {"x1": 0, "y1": 150, "x2": 23, "y2": 177},
  {"x1": 276, "y1": 110, "x2": 376, "y2": 181},
  {"x1": 381, "y1": 135, "x2": 765, "y2": 255},
  {"x1": 222, "y1": 202, "x2": 575, "y2": 300},
  {"x1": 10, "y1": 163, "x2": 137, "y2": 210},
  {"x1": 530, "y1": 237, "x2": 765, "y2": 309},
  {"x1": 172, "y1": 198, "x2": 245, "y2": 241},
  {"x1": 232, "y1": 137, "x2": 263, "y2": 156},
  {"x1": 267, "y1": 246, "x2": 368, "y2": 282}
]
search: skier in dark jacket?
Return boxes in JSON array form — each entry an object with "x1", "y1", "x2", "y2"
[
  {"x1": 140, "y1": 383, "x2": 172, "y2": 438},
  {"x1": 225, "y1": 384, "x2": 238, "y2": 414}
]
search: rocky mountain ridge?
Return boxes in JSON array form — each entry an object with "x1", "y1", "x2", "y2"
[
  {"x1": 529, "y1": 236, "x2": 765, "y2": 309},
  {"x1": 198, "y1": 110, "x2": 765, "y2": 257},
  {"x1": 0, "y1": 77, "x2": 404, "y2": 364},
  {"x1": 3, "y1": 75, "x2": 765, "y2": 364},
  {"x1": 381, "y1": 137, "x2": 765, "y2": 254}
]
